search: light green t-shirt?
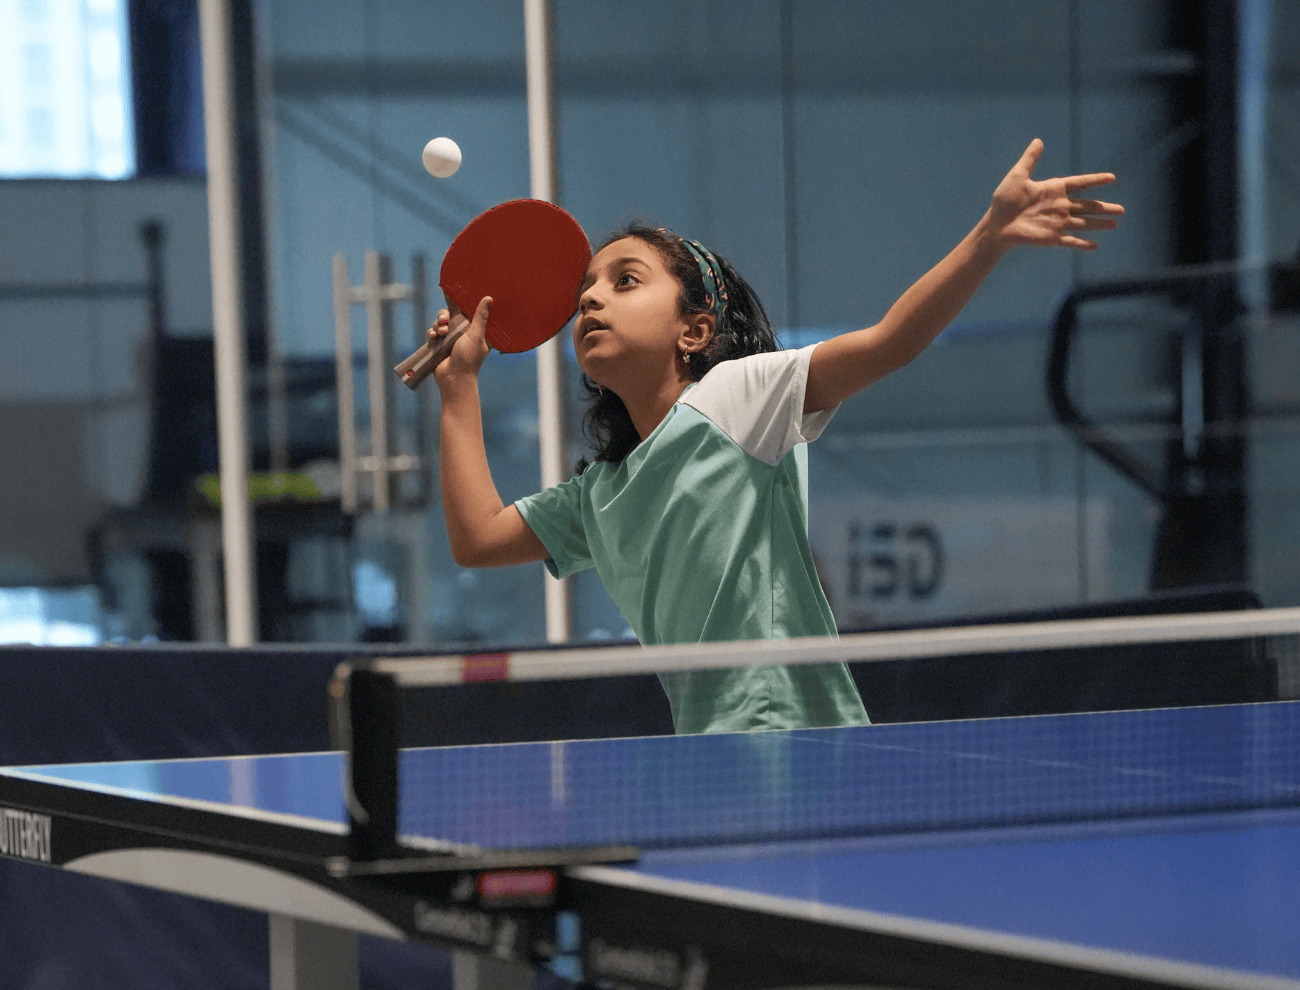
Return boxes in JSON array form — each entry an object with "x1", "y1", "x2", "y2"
[{"x1": 516, "y1": 344, "x2": 870, "y2": 734}]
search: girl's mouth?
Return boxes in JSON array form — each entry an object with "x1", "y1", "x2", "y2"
[{"x1": 578, "y1": 317, "x2": 608, "y2": 340}]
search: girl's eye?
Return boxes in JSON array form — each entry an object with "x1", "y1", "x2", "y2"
[{"x1": 616, "y1": 271, "x2": 638, "y2": 287}]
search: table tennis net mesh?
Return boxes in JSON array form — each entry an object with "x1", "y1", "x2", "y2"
[{"x1": 392, "y1": 630, "x2": 1300, "y2": 852}]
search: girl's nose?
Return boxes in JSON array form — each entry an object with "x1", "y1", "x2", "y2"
[{"x1": 578, "y1": 285, "x2": 600, "y2": 313}]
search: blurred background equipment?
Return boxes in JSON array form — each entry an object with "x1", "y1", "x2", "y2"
[
  {"x1": 332, "y1": 249, "x2": 430, "y2": 514},
  {"x1": 4, "y1": 0, "x2": 1297, "y2": 648}
]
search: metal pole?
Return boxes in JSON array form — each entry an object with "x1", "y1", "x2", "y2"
[
  {"x1": 524, "y1": 0, "x2": 571, "y2": 643},
  {"x1": 1238, "y1": 0, "x2": 1271, "y2": 309},
  {"x1": 198, "y1": 0, "x2": 258, "y2": 645},
  {"x1": 364, "y1": 251, "x2": 393, "y2": 513},
  {"x1": 252, "y1": 0, "x2": 289, "y2": 477},
  {"x1": 333, "y1": 253, "x2": 360, "y2": 514}
]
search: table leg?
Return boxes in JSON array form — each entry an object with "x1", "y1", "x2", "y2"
[
  {"x1": 452, "y1": 949, "x2": 534, "y2": 990},
  {"x1": 269, "y1": 914, "x2": 359, "y2": 990}
]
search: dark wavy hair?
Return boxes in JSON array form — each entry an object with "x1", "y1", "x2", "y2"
[{"x1": 577, "y1": 223, "x2": 779, "y2": 470}]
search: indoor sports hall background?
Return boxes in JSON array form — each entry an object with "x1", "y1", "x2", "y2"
[
  {"x1": 1, "y1": 4, "x2": 1299, "y2": 990},
  {"x1": 1, "y1": 0, "x2": 1297, "y2": 647}
]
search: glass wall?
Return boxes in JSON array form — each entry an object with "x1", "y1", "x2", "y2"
[
  {"x1": 1, "y1": 0, "x2": 1296, "y2": 645},
  {"x1": 0, "y1": 0, "x2": 135, "y2": 179},
  {"x1": 542, "y1": 0, "x2": 1300, "y2": 633},
  {"x1": 261, "y1": 0, "x2": 544, "y2": 643}
]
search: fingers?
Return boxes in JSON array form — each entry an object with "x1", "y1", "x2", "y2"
[
  {"x1": 1069, "y1": 197, "x2": 1125, "y2": 217},
  {"x1": 1059, "y1": 235, "x2": 1099, "y2": 251},
  {"x1": 422, "y1": 297, "x2": 494, "y2": 387},
  {"x1": 1064, "y1": 171, "x2": 1116, "y2": 193},
  {"x1": 427, "y1": 300, "x2": 488, "y2": 346},
  {"x1": 427, "y1": 309, "x2": 450, "y2": 343},
  {"x1": 1069, "y1": 216, "x2": 1120, "y2": 232}
]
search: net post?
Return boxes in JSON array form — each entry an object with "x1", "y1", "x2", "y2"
[{"x1": 332, "y1": 662, "x2": 401, "y2": 862}]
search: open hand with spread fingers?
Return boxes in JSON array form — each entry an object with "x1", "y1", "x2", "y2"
[{"x1": 988, "y1": 138, "x2": 1124, "y2": 250}]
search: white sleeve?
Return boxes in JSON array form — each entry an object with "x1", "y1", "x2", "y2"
[{"x1": 679, "y1": 343, "x2": 838, "y2": 467}]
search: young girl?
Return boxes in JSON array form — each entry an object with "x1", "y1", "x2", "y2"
[{"x1": 428, "y1": 139, "x2": 1122, "y2": 734}]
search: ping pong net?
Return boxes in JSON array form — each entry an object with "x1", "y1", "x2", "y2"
[{"x1": 328, "y1": 607, "x2": 1300, "y2": 877}]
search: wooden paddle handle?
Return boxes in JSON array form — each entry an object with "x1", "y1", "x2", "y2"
[
  {"x1": 394, "y1": 302, "x2": 468, "y2": 390},
  {"x1": 394, "y1": 327, "x2": 463, "y2": 390}
]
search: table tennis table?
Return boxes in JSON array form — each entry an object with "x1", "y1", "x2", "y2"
[{"x1": 3, "y1": 697, "x2": 1299, "y2": 990}]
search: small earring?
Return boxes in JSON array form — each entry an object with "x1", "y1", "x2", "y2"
[{"x1": 681, "y1": 349, "x2": 689, "y2": 364}]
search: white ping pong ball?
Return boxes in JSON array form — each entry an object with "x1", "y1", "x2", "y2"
[{"x1": 422, "y1": 137, "x2": 462, "y2": 178}]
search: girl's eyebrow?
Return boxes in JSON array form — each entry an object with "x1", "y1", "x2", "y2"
[{"x1": 578, "y1": 256, "x2": 650, "y2": 294}]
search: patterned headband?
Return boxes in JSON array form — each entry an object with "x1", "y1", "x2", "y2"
[{"x1": 682, "y1": 239, "x2": 730, "y2": 324}]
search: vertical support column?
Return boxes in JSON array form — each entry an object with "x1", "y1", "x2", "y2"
[
  {"x1": 198, "y1": 0, "x2": 257, "y2": 645},
  {"x1": 269, "y1": 915, "x2": 359, "y2": 990},
  {"x1": 410, "y1": 253, "x2": 432, "y2": 502},
  {"x1": 253, "y1": 0, "x2": 290, "y2": 478},
  {"x1": 1238, "y1": 0, "x2": 1272, "y2": 305},
  {"x1": 525, "y1": 0, "x2": 572, "y2": 643},
  {"x1": 189, "y1": 517, "x2": 224, "y2": 642},
  {"x1": 778, "y1": 0, "x2": 800, "y2": 332},
  {"x1": 452, "y1": 950, "x2": 535, "y2": 990},
  {"x1": 365, "y1": 251, "x2": 397, "y2": 513},
  {"x1": 1199, "y1": 0, "x2": 1249, "y2": 588},
  {"x1": 334, "y1": 253, "x2": 360, "y2": 514},
  {"x1": 407, "y1": 253, "x2": 435, "y2": 642},
  {"x1": 1152, "y1": 0, "x2": 1249, "y2": 590},
  {"x1": 140, "y1": 220, "x2": 166, "y2": 339}
]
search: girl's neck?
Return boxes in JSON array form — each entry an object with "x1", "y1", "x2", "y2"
[{"x1": 617, "y1": 369, "x2": 693, "y2": 441}]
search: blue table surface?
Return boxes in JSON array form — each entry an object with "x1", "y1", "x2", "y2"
[{"x1": 6, "y1": 702, "x2": 1300, "y2": 980}]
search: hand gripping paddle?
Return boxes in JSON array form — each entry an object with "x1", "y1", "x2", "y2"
[{"x1": 395, "y1": 199, "x2": 592, "y2": 389}]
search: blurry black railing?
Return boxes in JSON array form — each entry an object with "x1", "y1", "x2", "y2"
[{"x1": 1047, "y1": 256, "x2": 1300, "y2": 504}]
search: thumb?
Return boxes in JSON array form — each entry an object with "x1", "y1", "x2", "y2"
[
  {"x1": 468, "y1": 296, "x2": 492, "y2": 338},
  {"x1": 1016, "y1": 138, "x2": 1044, "y2": 176}
]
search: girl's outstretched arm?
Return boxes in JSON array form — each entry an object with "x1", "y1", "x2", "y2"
[
  {"x1": 434, "y1": 297, "x2": 550, "y2": 567},
  {"x1": 804, "y1": 138, "x2": 1123, "y2": 413}
]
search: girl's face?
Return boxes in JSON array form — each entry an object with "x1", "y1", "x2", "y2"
[{"x1": 573, "y1": 237, "x2": 706, "y2": 385}]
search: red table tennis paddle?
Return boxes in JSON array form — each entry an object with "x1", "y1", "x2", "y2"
[{"x1": 395, "y1": 199, "x2": 592, "y2": 389}]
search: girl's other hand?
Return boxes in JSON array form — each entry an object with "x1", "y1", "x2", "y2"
[{"x1": 988, "y1": 139, "x2": 1124, "y2": 251}]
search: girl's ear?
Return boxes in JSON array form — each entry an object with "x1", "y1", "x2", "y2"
[{"x1": 681, "y1": 312, "x2": 715, "y2": 354}]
